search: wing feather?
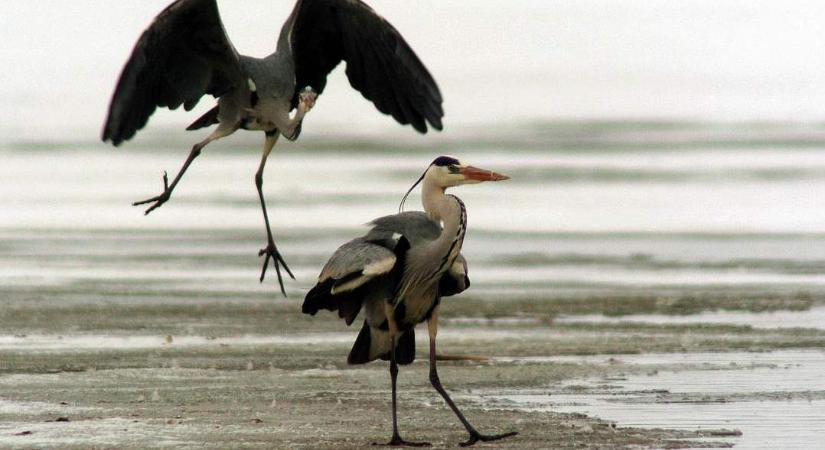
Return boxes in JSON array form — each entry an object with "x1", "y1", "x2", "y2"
[
  {"x1": 102, "y1": 0, "x2": 244, "y2": 145},
  {"x1": 289, "y1": 0, "x2": 443, "y2": 133},
  {"x1": 318, "y1": 238, "x2": 396, "y2": 284},
  {"x1": 440, "y1": 253, "x2": 470, "y2": 297},
  {"x1": 367, "y1": 212, "x2": 470, "y2": 297},
  {"x1": 304, "y1": 236, "x2": 407, "y2": 326}
]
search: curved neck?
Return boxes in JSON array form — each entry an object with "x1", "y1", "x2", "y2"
[
  {"x1": 421, "y1": 177, "x2": 467, "y2": 259},
  {"x1": 422, "y1": 177, "x2": 447, "y2": 222},
  {"x1": 397, "y1": 176, "x2": 468, "y2": 301}
]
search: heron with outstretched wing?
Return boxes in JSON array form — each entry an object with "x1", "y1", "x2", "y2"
[{"x1": 102, "y1": 0, "x2": 443, "y2": 295}]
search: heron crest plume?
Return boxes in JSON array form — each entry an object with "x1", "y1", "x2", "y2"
[{"x1": 399, "y1": 155, "x2": 459, "y2": 212}]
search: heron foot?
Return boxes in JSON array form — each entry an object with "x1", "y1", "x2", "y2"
[
  {"x1": 133, "y1": 171, "x2": 171, "y2": 215},
  {"x1": 258, "y1": 240, "x2": 295, "y2": 296},
  {"x1": 372, "y1": 434, "x2": 431, "y2": 447},
  {"x1": 460, "y1": 430, "x2": 517, "y2": 447},
  {"x1": 299, "y1": 87, "x2": 317, "y2": 112}
]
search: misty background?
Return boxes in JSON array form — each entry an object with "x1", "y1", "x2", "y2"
[{"x1": 2, "y1": 0, "x2": 825, "y2": 141}]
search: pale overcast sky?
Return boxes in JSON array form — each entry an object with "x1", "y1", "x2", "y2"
[{"x1": 2, "y1": 0, "x2": 825, "y2": 141}]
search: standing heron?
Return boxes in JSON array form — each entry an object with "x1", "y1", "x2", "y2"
[
  {"x1": 303, "y1": 156, "x2": 517, "y2": 446},
  {"x1": 101, "y1": 0, "x2": 443, "y2": 295}
]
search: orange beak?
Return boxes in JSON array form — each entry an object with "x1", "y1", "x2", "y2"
[{"x1": 459, "y1": 166, "x2": 510, "y2": 182}]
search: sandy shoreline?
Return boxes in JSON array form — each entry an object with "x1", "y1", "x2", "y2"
[{"x1": 2, "y1": 295, "x2": 824, "y2": 449}]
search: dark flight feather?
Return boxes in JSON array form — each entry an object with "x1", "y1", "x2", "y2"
[
  {"x1": 302, "y1": 236, "x2": 411, "y2": 326},
  {"x1": 290, "y1": 0, "x2": 443, "y2": 133},
  {"x1": 102, "y1": 0, "x2": 243, "y2": 145}
]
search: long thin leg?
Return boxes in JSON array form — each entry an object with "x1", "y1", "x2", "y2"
[
  {"x1": 375, "y1": 303, "x2": 430, "y2": 447},
  {"x1": 255, "y1": 88, "x2": 315, "y2": 291},
  {"x1": 255, "y1": 132, "x2": 295, "y2": 296},
  {"x1": 427, "y1": 306, "x2": 517, "y2": 447},
  {"x1": 134, "y1": 126, "x2": 235, "y2": 215}
]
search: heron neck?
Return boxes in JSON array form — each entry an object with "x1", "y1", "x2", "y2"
[
  {"x1": 421, "y1": 179, "x2": 466, "y2": 252},
  {"x1": 422, "y1": 178, "x2": 446, "y2": 222},
  {"x1": 396, "y1": 178, "x2": 466, "y2": 301}
]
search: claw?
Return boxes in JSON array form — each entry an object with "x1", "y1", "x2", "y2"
[
  {"x1": 133, "y1": 171, "x2": 171, "y2": 215},
  {"x1": 460, "y1": 431, "x2": 518, "y2": 447},
  {"x1": 259, "y1": 242, "x2": 295, "y2": 297},
  {"x1": 372, "y1": 437, "x2": 431, "y2": 447},
  {"x1": 299, "y1": 87, "x2": 317, "y2": 111}
]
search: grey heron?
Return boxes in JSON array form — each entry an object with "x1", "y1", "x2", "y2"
[
  {"x1": 101, "y1": 0, "x2": 443, "y2": 295},
  {"x1": 303, "y1": 156, "x2": 516, "y2": 446}
]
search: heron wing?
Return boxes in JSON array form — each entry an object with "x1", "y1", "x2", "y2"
[
  {"x1": 368, "y1": 211, "x2": 440, "y2": 245},
  {"x1": 440, "y1": 253, "x2": 470, "y2": 297},
  {"x1": 303, "y1": 236, "x2": 408, "y2": 325},
  {"x1": 318, "y1": 238, "x2": 398, "y2": 292},
  {"x1": 368, "y1": 211, "x2": 470, "y2": 297},
  {"x1": 102, "y1": 0, "x2": 244, "y2": 146},
  {"x1": 288, "y1": 0, "x2": 443, "y2": 133}
]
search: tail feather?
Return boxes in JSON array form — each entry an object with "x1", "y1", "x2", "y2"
[
  {"x1": 395, "y1": 327, "x2": 416, "y2": 365},
  {"x1": 303, "y1": 279, "x2": 362, "y2": 325},
  {"x1": 347, "y1": 321, "x2": 373, "y2": 364},
  {"x1": 186, "y1": 105, "x2": 220, "y2": 131},
  {"x1": 349, "y1": 322, "x2": 416, "y2": 365},
  {"x1": 302, "y1": 279, "x2": 337, "y2": 316}
]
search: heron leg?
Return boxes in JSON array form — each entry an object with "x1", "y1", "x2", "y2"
[
  {"x1": 427, "y1": 307, "x2": 517, "y2": 447},
  {"x1": 134, "y1": 126, "x2": 235, "y2": 215},
  {"x1": 374, "y1": 304, "x2": 430, "y2": 447},
  {"x1": 255, "y1": 132, "x2": 295, "y2": 296}
]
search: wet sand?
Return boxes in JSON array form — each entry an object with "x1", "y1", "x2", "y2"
[{"x1": 2, "y1": 284, "x2": 825, "y2": 449}]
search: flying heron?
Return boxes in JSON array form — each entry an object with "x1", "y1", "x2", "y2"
[
  {"x1": 303, "y1": 156, "x2": 517, "y2": 446},
  {"x1": 101, "y1": 0, "x2": 443, "y2": 295}
]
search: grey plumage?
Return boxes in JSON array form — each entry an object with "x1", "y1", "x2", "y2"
[
  {"x1": 303, "y1": 211, "x2": 469, "y2": 363},
  {"x1": 302, "y1": 157, "x2": 515, "y2": 446},
  {"x1": 102, "y1": 0, "x2": 243, "y2": 145},
  {"x1": 102, "y1": 0, "x2": 443, "y2": 145},
  {"x1": 369, "y1": 211, "x2": 471, "y2": 296}
]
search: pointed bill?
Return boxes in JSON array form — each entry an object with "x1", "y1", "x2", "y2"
[{"x1": 459, "y1": 166, "x2": 510, "y2": 182}]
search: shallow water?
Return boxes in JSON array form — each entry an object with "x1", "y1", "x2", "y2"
[
  {"x1": 0, "y1": 328, "x2": 603, "y2": 353},
  {"x1": 559, "y1": 306, "x2": 825, "y2": 331},
  {"x1": 488, "y1": 350, "x2": 825, "y2": 450},
  {"x1": 4, "y1": 128, "x2": 825, "y2": 303}
]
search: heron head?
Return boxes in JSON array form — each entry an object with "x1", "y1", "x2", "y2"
[
  {"x1": 429, "y1": 155, "x2": 509, "y2": 187},
  {"x1": 399, "y1": 156, "x2": 509, "y2": 211}
]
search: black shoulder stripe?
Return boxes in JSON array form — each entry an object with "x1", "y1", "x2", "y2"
[{"x1": 428, "y1": 195, "x2": 467, "y2": 281}]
